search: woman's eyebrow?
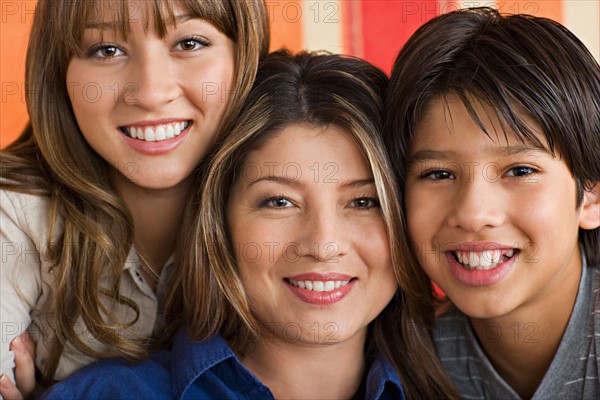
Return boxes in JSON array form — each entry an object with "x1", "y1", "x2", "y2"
[{"x1": 247, "y1": 175, "x2": 302, "y2": 188}]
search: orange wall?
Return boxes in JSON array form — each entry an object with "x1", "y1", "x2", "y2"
[{"x1": 1, "y1": 0, "x2": 35, "y2": 147}]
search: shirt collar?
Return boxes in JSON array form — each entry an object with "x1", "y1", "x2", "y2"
[
  {"x1": 366, "y1": 353, "x2": 406, "y2": 400},
  {"x1": 169, "y1": 328, "x2": 405, "y2": 400},
  {"x1": 170, "y1": 329, "x2": 236, "y2": 399},
  {"x1": 122, "y1": 248, "x2": 176, "y2": 272}
]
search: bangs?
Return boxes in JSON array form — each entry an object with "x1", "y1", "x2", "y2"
[
  {"x1": 432, "y1": 89, "x2": 552, "y2": 154},
  {"x1": 61, "y1": 0, "x2": 235, "y2": 56}
]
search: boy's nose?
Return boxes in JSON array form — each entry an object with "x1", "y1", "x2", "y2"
[
  {"x1": 125, "y1": 55, "x2": 180, "y2": 111},
  {"x1": 446, "y1": 178, "x2": 505, "y2": 232}
]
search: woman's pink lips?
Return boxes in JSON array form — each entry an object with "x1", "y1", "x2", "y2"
[
  {"x1": 285, "y1": 274, "x2": 355, "y2": 306},
  {"x1": 446, "y1": 251, "x2": 517, "y2": 287},
  {"x1": 119, "y1": 123, "x2": 191, "y2": 155}
]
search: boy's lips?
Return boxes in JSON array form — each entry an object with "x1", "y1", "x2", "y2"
[{"x1": 443, "y1": 242, "x2": 520, "y2": 286}]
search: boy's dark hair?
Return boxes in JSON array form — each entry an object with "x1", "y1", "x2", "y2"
[{"x1": 385, "y1": 7, "x2": 600, "y2": 265}]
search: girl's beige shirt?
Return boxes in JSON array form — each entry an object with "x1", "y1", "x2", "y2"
[{"x1": 0, "y1": 189, "x2": 173, "y2": 382}]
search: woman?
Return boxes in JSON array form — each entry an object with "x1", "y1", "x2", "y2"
[{"x1": 42, "y1": 50, "x2": 459, "y2": 399}]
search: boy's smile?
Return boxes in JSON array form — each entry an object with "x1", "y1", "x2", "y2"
[{"x1": 404, "y1": 95, "x2": 591, "y2": 320}]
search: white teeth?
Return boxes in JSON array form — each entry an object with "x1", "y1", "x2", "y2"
[
  {"x1": 288, "y1": 279, "x2": 351, "y2": 292},
  {"x1": 469, "y1": 252, "x2": 478, "y2": 268},
  {"x1": 144, "y1": 127, "x2": 155, "y2": 141},
  {"x1": 166, "y1": 125, "x2": 175, "y2": 139},
  {"x1": 480, "y1": 251, "x2": 492, "y2": 269},
  {"x1": 454, "y1": 249, "x2": 517, "y2": 271},
  {"x1": 155, "y1": 126, "x2": 166, "y2": 141},
  {"x1": 123, "y1": 121, "x2": 189, "y2": 142},
  {"x1": 492, "y1": 250, "x2": 501, "y2": 264}
]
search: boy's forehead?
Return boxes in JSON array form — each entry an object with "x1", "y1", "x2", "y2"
[{"x1": 414, "y1": 94, "x2": 551, "y2": 152}]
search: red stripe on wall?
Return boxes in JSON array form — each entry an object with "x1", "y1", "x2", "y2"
[{"x1": 359, "y1": 0, "x2": 441, "y2": 74}]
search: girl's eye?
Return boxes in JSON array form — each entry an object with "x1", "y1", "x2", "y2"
[
  {"x1": 259, "y1": 197, "x2": 294, "y2": 209},
  {"x1": 174, "y1": 36, "x2": 208, "y2": 52},
  {"x1": 422, "y1": 170, "x2": 455, "y2": 180},
  {"x1": 88, "y1": 44, "x2": 125, "y2": 59},
  {"x1": 351, "y1": 197, "x2": 380, "y2": 209},
  {"x1": 505, "y1": 166, "x2": 537, "y2": 177}
]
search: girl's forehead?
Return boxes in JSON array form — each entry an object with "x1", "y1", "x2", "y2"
[
  {"x1": 81, "y1": 0, "x2": 230, "y2": 38},
  {"x1": 83, "y1": 0, "x2": 175, "y2": 30}
]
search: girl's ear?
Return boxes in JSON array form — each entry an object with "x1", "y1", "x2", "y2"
[{"x1": 579, "y1": 182, "x2": 600, "y2": 230}]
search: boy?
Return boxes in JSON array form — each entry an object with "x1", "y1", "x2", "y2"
[{"x1": 385, "y1": 7, "x2": 600, "y2": 399}]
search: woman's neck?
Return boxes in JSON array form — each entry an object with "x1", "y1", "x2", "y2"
[{"x1": 240, "y1": 331, "x2": 367, "y2": 399}]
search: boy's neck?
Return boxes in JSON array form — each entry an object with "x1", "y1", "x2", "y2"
[
  {"x1": 240, "y1": 331, "x2": 366, "y2": 399},
  {"x1": 469, "y1": 264, "x2": 582, "y2": 399}
]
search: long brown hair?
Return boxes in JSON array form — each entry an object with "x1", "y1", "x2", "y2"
[
  {"x1": 0, "y1": 0, "x2": 269, "y2": 382},
  {"x1": 180, "y1": 50, "x2": 460, "y2": 399}
]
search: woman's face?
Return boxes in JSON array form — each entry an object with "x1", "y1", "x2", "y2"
[
  {"x1": 66, "y1": 0, "x2": 235, "y2": 191},
  {"x1": 227, "y1": 124, "x2": 397, "y2": 348}
]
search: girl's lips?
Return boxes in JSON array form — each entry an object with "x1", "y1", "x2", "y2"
[
  {"x1": 119, "y1": 122, "x2": 191, "y2": 155},
  {"x1": 446, "y1": 250, "x2": 518, "y2": 287}
]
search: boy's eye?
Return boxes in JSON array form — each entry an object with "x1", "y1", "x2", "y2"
[
  {"x1": 88, "y1": 44, "x2": 125, "y2": 59},
  {"x1": 422, "y1": 170, "x2": 455, "y2": 180},
  {"x1": 505, "y1": 166, "x2": 536, "y2": 177},
  {"x1": 260, "y1": 197, "x2": 294, "y2": 209},
  {"x1": 350, "y1": 197, "x2": 380, "y2": 209},
  {"x1": 174, "y1": 36, "x2": 208, "y2": 52}
]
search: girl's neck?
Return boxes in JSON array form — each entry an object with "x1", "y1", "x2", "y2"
[
  {"x1": 469, "y1": 264, "x2": 581, "y2": 399},
  {"x1": 240, "y1": 330, "x2": 367, "y2": 399},
  {"x1": 115, "y1": 175, "x2": 193, "y2": 277}
]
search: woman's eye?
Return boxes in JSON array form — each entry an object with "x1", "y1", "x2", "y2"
[
  {"x1": 505, "y1": 166, "x2": 537, "y2": 177},
  {"x1": 422, "y1": 170, "x2": 455, "y2": 180},
  {"x1": 174, "y1": 37, "x2": 208, "y2": 52},
  {"x1": 260, "y1": 197, "x2": 293, "y2": 209},
  {"x1": 351, "y1": 197, "x2": 380, "y2": 209},
  {"x1": 88, "y1": 44, "x2": 125, "y2": 59}
]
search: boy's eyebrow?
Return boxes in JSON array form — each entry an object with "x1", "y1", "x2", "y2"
[
  {"x1": 407, "y1": 144, "x2": 548, "y2": 165},
  {"x1": 85, "y1": 14, "x2": 194, "y2": 30}
]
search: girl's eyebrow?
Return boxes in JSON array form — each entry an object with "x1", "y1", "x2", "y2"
[{"x1": 85, "y1": 14, "x2": 195, "y2": 30}]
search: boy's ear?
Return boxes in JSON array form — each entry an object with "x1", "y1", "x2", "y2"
[{"x1": 579, "y1": 182, "x2": 600, "y2": 230}]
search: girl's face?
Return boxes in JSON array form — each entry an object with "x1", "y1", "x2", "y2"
[
  {"x1": 66, "y1": 1, "x2": 235, "y2": 191},
  {"x1": 227, "y1": 124, "x2": 397, "y2": 348}
]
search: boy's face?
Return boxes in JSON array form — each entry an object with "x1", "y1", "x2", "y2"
[{"x1": 404, "y1": 96, "x2": 597, "y2": 320}]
